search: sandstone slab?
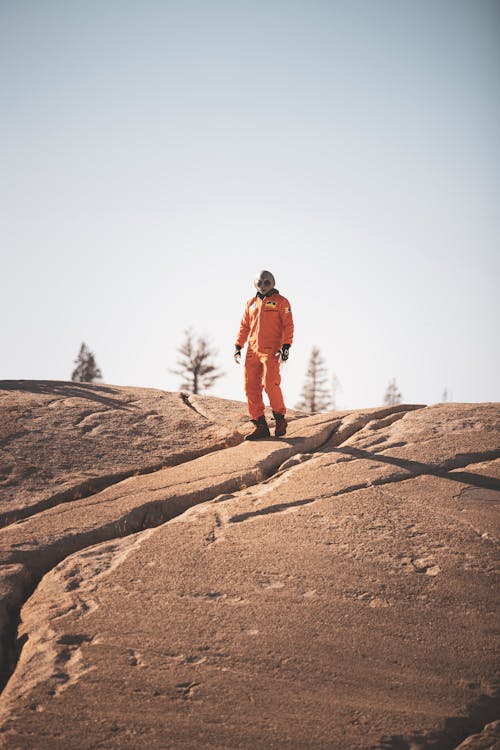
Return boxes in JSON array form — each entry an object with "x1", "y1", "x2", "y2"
[
  {"x1": 0, "y1": 381, "x2": 257, "y2": 525},
  {"x1": 0, "y1": 386, "x2": 498, "y2": 749}
]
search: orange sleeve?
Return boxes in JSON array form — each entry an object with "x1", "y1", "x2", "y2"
[
  {"x1": 236, "y1": 301, "x2": 250, "y2": 348},
  {"x1": 280, "y1": 297, "x2": 294, "y2": 346}
]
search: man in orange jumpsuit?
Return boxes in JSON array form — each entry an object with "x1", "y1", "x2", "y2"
[{"x1": 234, "y1": 270, "x2": 294, "y2": 440}]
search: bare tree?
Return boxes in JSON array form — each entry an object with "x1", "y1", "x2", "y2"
[
  {"x1": 171, "y1": 329, "x2": 224, "y2": 394},
  {"x1": 71, "y1": 342, "x2": 103, "y2": 383},
  {"x1": 383, "y1": 378, "x2": 402, "y2": 406},
  {"x1": 295, "y1": 347, "x2": 331, "y2": 413}
]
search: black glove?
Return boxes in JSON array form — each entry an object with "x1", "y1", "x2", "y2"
[
  {"x1": 280, "y1": 344, "x2": 291, "y2": 362},
  {"x1": 234, "y1": 345, "x2": 242, "y2": 364}
]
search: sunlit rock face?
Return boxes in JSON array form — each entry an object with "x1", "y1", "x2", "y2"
[{"x1": 0, "y1": 381, "x2": 498, "y2": 750}]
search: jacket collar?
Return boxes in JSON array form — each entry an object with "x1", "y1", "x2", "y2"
[{"x1": 256, "y1": 288, "x2": 278, "y2": 300}]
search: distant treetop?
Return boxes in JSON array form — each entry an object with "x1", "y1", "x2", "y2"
[{"x1": 71, "y1": 342, "x2": 103, "y2": 383}]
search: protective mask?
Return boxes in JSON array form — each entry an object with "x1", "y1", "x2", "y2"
[{"x1": 254, "y1": 270, "x2": 275, "y2": 295}]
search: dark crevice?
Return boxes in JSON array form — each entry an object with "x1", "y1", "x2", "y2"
[
  {"x1": 227, "y1": 434, "x2": 500, "y2": 524},
  {"x1": 0, "y1": 566, "x2": 34, "y2": 693},
  {"x1": 0, "y1": 436, "x2": 243, "y2": 529},
  {"x1": 228, "y1": 474, "x2": 414, "y2": 524},
  {"x1": 356, "y1": 410, "x2": 411, "y2": 433},
  {"x1": 1, "y1": 400, "x2": 495, "y2": 743},
  {"x1": 322, "y1": 405, "x2": 425, "y2": 452},
  {"x1": 0, "y1": 418, "x2": 342, "y2": 699},
  {"x1": 0, "y1": 408, "x2": 424, "y2": 692}
]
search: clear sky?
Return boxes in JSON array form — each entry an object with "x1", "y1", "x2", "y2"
[{"x1": 1, "y1": 0, "x2": 499, "y2": 410}]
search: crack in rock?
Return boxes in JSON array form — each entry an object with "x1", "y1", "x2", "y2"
[
  {"x1": 2, "y1": 406, "x2": 418, "y2": 696},
  {"x1": 0, "y1": 414, "x2": 345, "y2": 697},
  {"x1": 226, "y1": 471, "x2": 417, "y2": 524},
  {"x1": 0, "y1": 436, "x2": 244, "y2": 529},
  {"x1": 0, "y1": 401, "x2": 498, "y2": 748}
]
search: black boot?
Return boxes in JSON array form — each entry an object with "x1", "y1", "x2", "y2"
[
  {"x1": 273, "y1": 411, "x2": 287, "y2": 437},
  {"x1": 245, "y1": 415, "x2": 270, "y2": 441}
]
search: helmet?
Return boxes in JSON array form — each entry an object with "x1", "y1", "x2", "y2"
[{"x1": 254, "y1": 270, "x2": 275, "y2": 294}]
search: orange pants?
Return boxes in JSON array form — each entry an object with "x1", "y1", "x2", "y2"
[{"x1": 244, "y1": 348, "x2": 286, "y2": 420}]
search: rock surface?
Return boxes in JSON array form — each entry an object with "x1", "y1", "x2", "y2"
[{"x1": 0, "y1": 381, "x2": 498, "y2": 749}]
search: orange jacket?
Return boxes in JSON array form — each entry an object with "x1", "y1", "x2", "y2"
[{"x1": 236, "y1": 290, "x2": 294, "y2": 354}]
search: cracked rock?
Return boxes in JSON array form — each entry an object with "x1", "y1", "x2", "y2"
[{"x1": 0, "y1": 382, "x2": 499, "y2": 750}]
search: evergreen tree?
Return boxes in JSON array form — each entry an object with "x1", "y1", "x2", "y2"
[
  {"x1": 171, "y1": 329, "x2": 224, "y2": 395},
  {"x1": 295, "y1": 347, "x2": 331, "y2": 413},
  {"x1": 71, "y1": 342, "x2": 103, "y2": 383},
  {"x1": 383, "y1": 378, "x2": 402, "y2": 406}
]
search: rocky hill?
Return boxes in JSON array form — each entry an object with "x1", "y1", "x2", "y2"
[{"x1": 0, "y1": 381, "x2": 498, "y2": 749}]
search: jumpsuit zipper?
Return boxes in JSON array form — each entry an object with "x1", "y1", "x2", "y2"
[{"x1": 256, "y1": 296, "x2": 264, "y2": 352}]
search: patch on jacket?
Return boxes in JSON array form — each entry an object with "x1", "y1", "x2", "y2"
[
  {"x1": 265, "y1": 300, "x2": 277, "y2": 309},
  {"x1": 285, "y1": 306, "x2": 291, "y2": 313}
]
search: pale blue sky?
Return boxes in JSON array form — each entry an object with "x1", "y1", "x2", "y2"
[{"x1": 1, "y1": 0, "x2": 499, "y2": 409}]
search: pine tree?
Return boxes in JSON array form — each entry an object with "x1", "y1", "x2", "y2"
[
  {"x1": 171, "y1": 329, "x2": 224, "y2": 395},
  {"x1": 71, "y1": 342, "x2": 103, "y2": 383},
  {"x1": 383, "y1": 378, "x2": 402, "y2": 406},
  {"x1": 295, "y1": 347, "x2": 331, "y2": 413}
]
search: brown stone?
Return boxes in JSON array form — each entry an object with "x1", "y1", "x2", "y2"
[{"x1": 0, "y1": 382, "x2": 498, "y2": 749}]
